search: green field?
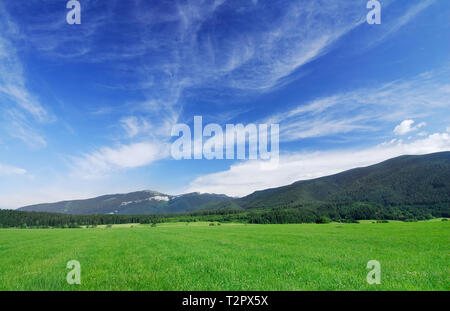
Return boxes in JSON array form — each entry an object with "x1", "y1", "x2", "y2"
[{"x1": 0, "y1": 221, "x2": 448, "y2": 290}]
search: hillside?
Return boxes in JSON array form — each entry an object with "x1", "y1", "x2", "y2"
[
  {"x1": 19, "y1": 191, "x2": 231, "y2": 215},
  {"x1": 236, "y1": 152, "x2": 450, "y2": 210}
]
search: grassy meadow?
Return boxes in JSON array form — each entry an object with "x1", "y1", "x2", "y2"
[{"x1": 0, "y1": 221, "x2": 448, "y2": 290}]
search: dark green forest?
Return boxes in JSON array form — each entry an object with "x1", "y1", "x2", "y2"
[
  {"x1": 0, "y1": 210, "x2": 163, "y2": 228},
  {"x1": 1, "y1": 200, "x2": 448, "y2": 228}
]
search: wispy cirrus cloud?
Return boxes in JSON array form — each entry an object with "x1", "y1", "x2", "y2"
[
  {"x1": 264, "y1": 70, "x2": 450, "y2": 141},
  {"x1": 5, "y1": 1, "x2": 369, "y2": 116},
  {"x1": 0, "y1": 3, "x2": 49, "y2": 121},
  {"x1": 0, "y1": 3, "x2": 51, "y2": 148},
  {"x1": 2, "y1": 109, "x2": 47, "y2": 148},
  {"x1": 44, "y1": 0, "x2": 377, "y2": 176},
  {"x1": 374, "y1": 0, "x2": 436, "y2": 44},
  {"x1": 4, "y1": 0, "x2": 115, "y2": 59}
]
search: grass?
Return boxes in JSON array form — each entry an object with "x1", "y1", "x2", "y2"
[{"x1": 0, "y1": 221, "x2": 448, "y2": 290}]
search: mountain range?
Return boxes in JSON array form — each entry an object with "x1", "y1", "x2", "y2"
[
  {"x1": 19, "y1": 191, "x2": 231, "y2": 215},
  {"x1": 19, "y1": 152, "x2": 450, "y2": 215}
]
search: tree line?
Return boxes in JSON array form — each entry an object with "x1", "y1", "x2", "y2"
[
  {"x1": 0, "y1": 201, "x2": 448, "y2": 228},
  {"x1": 0, "y1": 210, "x2": 163, "y2": 228}
]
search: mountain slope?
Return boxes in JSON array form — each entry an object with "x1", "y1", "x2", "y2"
[
  {"x1": 18, "y1": 152, "x2": 450, "y2": 215},
  {"x1": 19, "y1": 191, "x2": 231, "y2": 215},
  {"x1": 236, "y1": 152, "x2": 450, "y2": 209}
]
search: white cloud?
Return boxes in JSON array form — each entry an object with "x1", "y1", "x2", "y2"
[
  {"x1": 186, "y1": 132, "x2": 450, "y2": 197},
  {"x1": 0, "y1": 163, "x2": 26, "y2": 176},
  {"x1": 394, "y1": 120, "x2": 426, "y2": 135},
  {"x1": 418, "y1": 131, "x2": 428, "y2": 137},
  {"x1": 120, "y1": 116, "x2": 151, "y2": 138},
  {"x1": 72, "y1": 141, "x2": 170, "y2": 179}
]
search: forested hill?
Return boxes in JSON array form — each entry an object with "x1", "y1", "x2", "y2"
[{"x1": 236, "y1": 151, "x2": 450, "y2": 210}]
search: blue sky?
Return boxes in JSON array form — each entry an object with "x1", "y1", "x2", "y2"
[{"x1": 0, "y1": 0, "x2": 449, "y2": 208}]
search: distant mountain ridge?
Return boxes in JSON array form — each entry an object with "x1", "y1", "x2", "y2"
[
  {"x1": 19, "y1": 191, "x2": 231, "y2": 215},
  {"x1": 19, "y1": 152, "x2": 450, "y2": 215}
]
